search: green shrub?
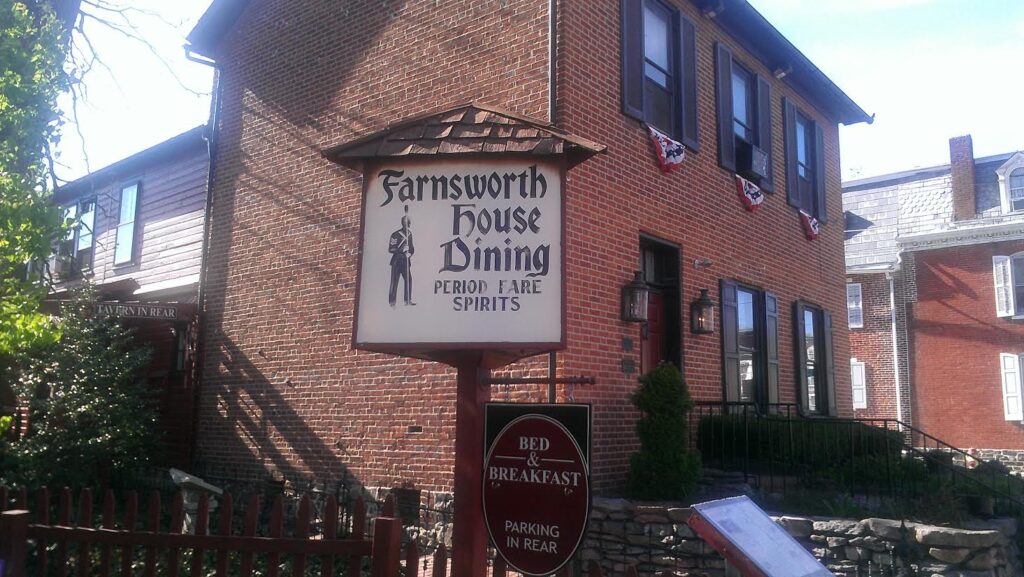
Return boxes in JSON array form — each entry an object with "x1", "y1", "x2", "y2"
[
  {"x1": 627, "y1": 363, "x2": 701, "y2": 500},
  {"x1": 2, "y1": 286, "x2": 158, "y2": 489}
]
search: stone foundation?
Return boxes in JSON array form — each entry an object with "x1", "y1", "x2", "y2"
[
  {"x1": 962, "y1": 449, "x2": 1024, "y2": 475},
  {"x1": 583, "y1": 498, "x2": 1020, "y2": 577}
]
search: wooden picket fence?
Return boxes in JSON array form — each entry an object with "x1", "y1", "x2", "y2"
[{"x1": 0, "y1": 486, "x2": 409, "y2": 577}]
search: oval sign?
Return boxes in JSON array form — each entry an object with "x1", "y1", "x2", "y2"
[{"x1": 482, "y1": 414, "x2": 590, "y2": 576}]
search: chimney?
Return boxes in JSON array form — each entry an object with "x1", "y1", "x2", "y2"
[{"x1": 949, "y1": 135, "x2": 977, "y2": 221}]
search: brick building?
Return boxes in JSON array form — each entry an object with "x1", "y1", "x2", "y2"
[
  {"x1": 186, "y1": 0, "x2": 870, "y2": 494},
  {"x1": 844, "y1": 135, "x2": 1024, "y2": 468},
  {"x1": 45, "y1": 127, "x2": 210, "y2": 467}
]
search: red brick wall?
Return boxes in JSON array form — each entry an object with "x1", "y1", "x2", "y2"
[
  {"x1": 910, "y1": 240, "x2": 1024, "y2": 450},
  {"x1": 197, "y1": 0, "x2": 854, "y2": 494},
  {"x1": 848, "y1": 273, "x2": 900, "y2": 421}
]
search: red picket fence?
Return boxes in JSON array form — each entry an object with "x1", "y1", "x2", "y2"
[{"x1": 0, "y1": 487, "x2": 403, "y2": 577}]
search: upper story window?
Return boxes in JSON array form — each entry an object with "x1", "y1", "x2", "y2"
[
  {"x1": 847, "y1": 283, "x2": 863, "y2": 329},
  {"x1": 795, "y1": 301, "x2": 836, "y2": 416},
  {"x1": 721, "y1": 280, "x2": 780, "y2": 412},
  {"x1": 1010, "y1": 169, "x2": 1024, "y2": 212},
  {"x1": 715, "y1": 43, "x2": 773, "y2": 190},
  {"x1": 784, "y1": 99, "x2": 827, "y2": 223},
  {"x1": 996, "y1": 152, "x2": 1024, "y2": 214},
  {"x1": 621, "y1": 0, "x2": 699, "y2": 150},
  {"x1": 114, "y1": 182, "x2": 139, "y2": 266},
  {"x1": 994, "y1": 253, "x2": 1024, "y2": 318},
  {"x1": 55, "y1": 198, "x2": 95, "y2": 279}
]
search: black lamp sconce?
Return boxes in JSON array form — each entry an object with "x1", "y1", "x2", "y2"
[
  {"x1": 691, "y1": 289, "x2": 715, "y2": 334},
  {"x1": 621, "y1": 271, "x2": 649, "y2": 323}
]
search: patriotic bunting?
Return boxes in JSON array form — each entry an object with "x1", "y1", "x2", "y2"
[
  {"x1": 800, "y1": 210, "x2": 820, "y2": 240},
  {"x1": 735, "y1": 175, "x2": 764, "y2": 212},
  {"x1": 646, "y1": 124, "x2": 686, "y2": 173}
]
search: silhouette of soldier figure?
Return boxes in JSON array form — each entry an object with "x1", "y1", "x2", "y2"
[{"x1": 388, "y1": 207, "x2": 415, "y2": 307}]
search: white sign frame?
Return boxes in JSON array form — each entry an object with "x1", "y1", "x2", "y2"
[{"x1": 352, "y1": 157, "x2": 565, "y2": 360}]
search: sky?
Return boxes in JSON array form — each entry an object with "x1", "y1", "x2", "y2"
[{"x1": 54, "y1": 0, "x2": 1024, "y2": 183}]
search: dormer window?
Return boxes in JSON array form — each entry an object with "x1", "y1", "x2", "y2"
[
  {"x1": 996, "y1": 152, "x2": 1024, "y2": 214},
  {"x1": 1010, "y1": 168, "x2": 1024, "y2": 212}
]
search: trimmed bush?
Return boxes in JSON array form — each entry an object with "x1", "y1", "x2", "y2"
[{"x1": 627, "y1": 363, "x2": 701, "y2": 500}]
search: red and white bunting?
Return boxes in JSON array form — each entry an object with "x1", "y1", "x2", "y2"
[
  {"x1": 735, "y1": 175, "x2": 764, "y2": 212},
  {"x1": 646, "y1": 124, "x2": 685, "y2": 173},
  {"x1": 799, "y1": 210, "x2": 820, "y2": 240}
]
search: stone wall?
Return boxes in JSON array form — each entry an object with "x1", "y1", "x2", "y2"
[
  {"x1": 584, "y1": 498, "x2": 1020, "y2": 577},
  {"x1": 967, "y1": 449, "x2": 1024, "y2": 476}
]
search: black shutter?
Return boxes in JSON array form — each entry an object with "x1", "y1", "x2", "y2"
[
  {"x1": 721, "y1": 280, "x2": 739, "y2": 403},
  {"x1": 764, "y1": 291, "x2": 779, "y2": 409},
  {"x1": 756, "y1": 75, "x2": 773, "y2": 193},
  {"x1": 621, "y1": 0, "x2": 644, "y2": 120},
  {"x1": 715, "y1": 43, "x2": 735, "y2": 171},
  {"x1": 794, "y1": 301, "x2": 808, "y2": 412},
  {"x1": 679, "y1": 14, "x2": 699, "y2": 150},
  {"x1": 783, "y1": 98, "x2": 800, "y2": 208},
  {"x1": 823, "y1": 310, "x2": 837, "y2": 416},
  {"x1": 814, "y1": 122, "x2": 827, "y2": 223}
]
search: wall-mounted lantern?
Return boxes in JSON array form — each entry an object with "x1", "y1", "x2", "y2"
[
  {"x1": 621, "y1": 271, "x2": 649, "y2": 323},
  {"x1": 690, "y1": 289, "x2": 715, "y2": 334}
]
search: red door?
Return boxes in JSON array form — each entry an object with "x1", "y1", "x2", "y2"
[{"x1": 642, "y1": 290, "x2": 665, "y2": 374}]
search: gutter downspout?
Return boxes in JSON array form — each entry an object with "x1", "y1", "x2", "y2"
[
  {"x1": 185, "y1": 46, "x2": 222, "y2": 469},
  {"x1": 887, "y1": 270, "x2": 904, "y2": 425},
  {"x1": 547, "y1": 0, "x2": 558, "y2": 401},
  {"x1": 548, "y1": 0, "x2": 557, "y2": 122}
]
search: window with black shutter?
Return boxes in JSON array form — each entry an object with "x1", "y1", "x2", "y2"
[
  {"x1": 714, "y1": 44, "x2": 773, "y2": 191},
  {"x1": 721, "y1": 280, "x2": 779, "y2": 413},
  {"x1": 621, "y1": 0, "x2": 699, "y2": 150},
  {"x1": 784, "y1": 98, "x2": 827, "y2": 222},
  {"x1": 794, "y1": 301, "x2": 837, "y2": 416}
]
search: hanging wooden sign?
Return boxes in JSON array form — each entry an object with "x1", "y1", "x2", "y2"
[{"x1": 482, "y1": 403, "x2": 591, "y2": 576}]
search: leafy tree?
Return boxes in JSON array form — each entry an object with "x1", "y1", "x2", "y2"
[
  {"x1": 627, "y1": 362, "x2": 701, "y2": 501},
  {"x1": 0, "y1": 1, "x2": 70, "y2": 405},
  {"x1": 2, "y1": 286, "x2": 158, "y2": 489}
]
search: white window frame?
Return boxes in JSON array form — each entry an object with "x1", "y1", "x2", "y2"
[
  {"x1": 847, "y1": 283, "x2": 863, "y2": 329},
  {"x1": 994, "y1": 253, "x2": 1023, "y2": 318},
  {"x1": 114, "y1": 182, "x2": 140, "y2": 266},
  {"x1": 996, "y1": 152, "x2": 1024, "y2": 214},
  {"x1": 1000, "y1": 353, "x2": 1023, "y2": 421},
  {"x1": 850, "y1": 358, "x2": 867, "y2": 410}
]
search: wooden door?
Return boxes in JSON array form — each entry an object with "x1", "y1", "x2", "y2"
[{"x1": 642, "y1": 290, "x2": 665, "y2": 374}]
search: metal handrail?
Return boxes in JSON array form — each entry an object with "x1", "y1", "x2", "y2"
[{"x1": 689, "y1": 401, "x2": 1024, "y2": 513}]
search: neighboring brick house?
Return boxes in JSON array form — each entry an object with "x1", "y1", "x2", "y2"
[
  {"x1": 185, "y1": 0, "x2": 871, "y2": 494},
  {"x1": 47, "y1": 126, "x2": 210, "y2": 468},
  {"x1": 844, "y1": 135, "x2": 1024, "y2": 468}
]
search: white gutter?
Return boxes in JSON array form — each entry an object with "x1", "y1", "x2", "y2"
[{"x1": 887, "y1": 271, "x2": 904, "y2": 425}]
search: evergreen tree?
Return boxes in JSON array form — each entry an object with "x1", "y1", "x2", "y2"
[
  {"x1": 3, "y1": 287, "x2": 158, "y2": 488},
  {"x1": 627, "y1": 362, "x2": 701, "y2": 500}
]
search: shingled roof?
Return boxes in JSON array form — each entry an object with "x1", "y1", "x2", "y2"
[{"x1": 321, "y1": 103, "x2": 606, "y2": 171}]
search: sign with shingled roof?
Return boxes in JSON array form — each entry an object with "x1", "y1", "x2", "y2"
[{"x1": 323, "y1": 102, "x2": 604, "y2": 369}]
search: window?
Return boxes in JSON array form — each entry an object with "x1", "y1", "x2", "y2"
[
  {"x1": 1001, "y1": 353, "x2": 1024, "y2": 421},
  {"x1": 1010, "y1": 169, "x2": 1024, "y2": 212},
  {"x1": 715, "y1": 43, "x2": 773, "y2": 190},
  {"x1": 850, "y1": 359, "x2": 867, "y2": 410},
  {"x1": 996, "y1": 152, "x2": 1024, "y2": 214},
  {"x1": 721, "y1": 280, "x2": 779, "y2": 411},
  {"x1": 55, "y1": 198, "x2": 96, "y2": 279},
  {"x1": 621, "y1": 0, "x2": 699, "y2": 150},
  {"x1": 993, "y1": 253, "x2": 1024, "y2": 318},
  {"x1": 114, "y1": 182, "x2": 139, "y2": 265},
  {"x1": 784, "y1": 99, "x2": 827, "y2": 223},
  {"x1": 795, "y1": 302, "x2": 836, "y2": 416},
  {"x1": 847, "y1": 283, "x2": 863, "y2": 329}
]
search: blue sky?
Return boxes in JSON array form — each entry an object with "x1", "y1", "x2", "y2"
[{"x1": 55, "y1": 0, "x2": 1024, "y2": 183}]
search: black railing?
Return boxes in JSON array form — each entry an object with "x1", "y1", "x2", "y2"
[{"x1": 690, "y1": 402, "x2": 1024, "y2": 518}]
